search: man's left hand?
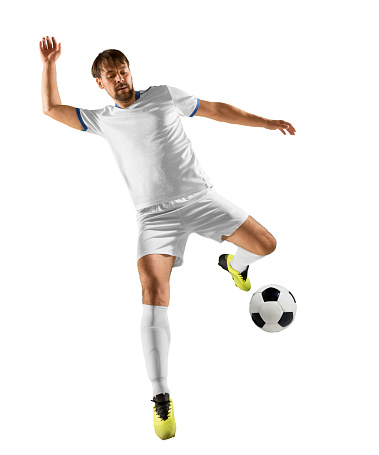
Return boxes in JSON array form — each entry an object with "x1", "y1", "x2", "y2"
[{"x1": 266, "y1": 119, "x2": 296, "y2": 135}]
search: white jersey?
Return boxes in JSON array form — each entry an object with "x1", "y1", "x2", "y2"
[{"x1": 76, "y1": 85, "x2": 213, "y2": 210}]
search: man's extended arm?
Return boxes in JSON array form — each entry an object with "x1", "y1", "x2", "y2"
[
  {"x1": 215, "y1": 102, "x2": 268, "y2": 128},
  {"x1": 195, "y1": 99, "x2": 295, "y2": 135}
]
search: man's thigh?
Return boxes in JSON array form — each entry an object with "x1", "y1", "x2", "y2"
[{"x1": 137, "y1": 254, "x2": 176, "y2": 306}]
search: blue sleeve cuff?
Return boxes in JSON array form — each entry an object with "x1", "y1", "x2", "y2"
[
  {"x1": 76, "y1": 108, "x2": 88, "y2": 131},
  {"x1": 189, "y1": 98, "x2": 200, "y2": 117}
]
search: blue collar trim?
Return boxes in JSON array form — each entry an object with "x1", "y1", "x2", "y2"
[{"x1": 115, "y1": 90, "x2": 140, "y2": 108}]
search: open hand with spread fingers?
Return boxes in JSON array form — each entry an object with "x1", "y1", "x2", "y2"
[{"x1": 40, "y1": 36, "x2": 61, "y2": 64}]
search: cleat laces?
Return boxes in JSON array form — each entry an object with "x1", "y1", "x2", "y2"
[
  {"x1": 151, "y1": 398, "x2": 171, "y2": 421},
  {"x1": 237, "y1": 265, "x2": 249, "y2": 282}
]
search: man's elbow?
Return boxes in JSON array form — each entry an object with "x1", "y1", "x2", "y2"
[
  {"x1": 43, "y1": 106, "x2": 53, "y2": 115},
  {"x1": 43, "y1": 104, "x2": 62, "y2": 115}
]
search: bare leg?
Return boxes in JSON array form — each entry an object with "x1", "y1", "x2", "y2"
[{"x1": 222, "y1": 215, "x2": 276, "y2": 255}]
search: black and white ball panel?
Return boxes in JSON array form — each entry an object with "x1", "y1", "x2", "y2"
[
  {"x1": 249, "y1": 284, "x2": 297, "y2": 333},
  {"x1": 254, "y1": 283, "x2": 291, "y2": 295}
]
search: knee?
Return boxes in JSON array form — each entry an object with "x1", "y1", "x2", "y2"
[
  {"x1": 141, "y1": 281, "x2": 170, "y2": 307},
  {"x1": 266, "y1": 235, "x2": 277, "y2": 255},
  {"x1": 261, "y1": 233, "x2": 277, "y2": 255}
]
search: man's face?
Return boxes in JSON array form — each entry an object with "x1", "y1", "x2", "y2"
[{"x1": 97, "y1": 62, "x2": 135, "y2": 103}]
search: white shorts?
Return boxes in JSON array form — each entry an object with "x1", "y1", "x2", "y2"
[{"x1": 136, "y1": 187, "x2": 249, "y2": 268}]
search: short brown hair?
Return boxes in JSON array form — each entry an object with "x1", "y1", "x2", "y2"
[{"x1": 91, "y1": 49, "x2": 130, "y2": 79}]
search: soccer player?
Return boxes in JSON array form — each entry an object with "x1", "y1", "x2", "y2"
[{"x1": 40, "y1": 36, "x2": 295, "y2": 440}]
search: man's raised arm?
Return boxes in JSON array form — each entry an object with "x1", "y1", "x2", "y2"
[{"x1": 40, "y1": 36, "x2": 83, "y2": 131}]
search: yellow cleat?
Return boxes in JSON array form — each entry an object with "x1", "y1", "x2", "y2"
[
  {"x1": 151, "y1": 393, "x2": 176, "y2": 440},
  {"x1": 218, "y1": 254, "x2": 251, "y2": 292}
]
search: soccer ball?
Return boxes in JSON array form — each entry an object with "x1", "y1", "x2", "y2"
[{"x1": 249, "y1": 284, "x2": 297, "y2": 333}]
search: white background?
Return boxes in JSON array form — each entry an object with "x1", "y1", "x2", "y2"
[{"x1": 1, "y1": 0, "x2": 378, "y2": 453}]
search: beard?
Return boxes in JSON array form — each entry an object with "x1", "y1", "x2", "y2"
[{"x1": 114, "y1": 84, "x2": 135, "y2": 103}]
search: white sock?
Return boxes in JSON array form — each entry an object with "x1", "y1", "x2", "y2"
[
  {"x1": 140, "y1": 304, "x2": 171, "y2": 397},
  {"x1": 230, "y1": 246, "x2": 265, "y2": 273}
]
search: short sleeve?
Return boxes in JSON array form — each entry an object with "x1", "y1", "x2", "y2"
[
  {"x1": 76, "y1": 107, "x2": 105, "y2": 137},
  {"x1": 166, "y1": 86, "x2": 200, "y2": 117}
]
